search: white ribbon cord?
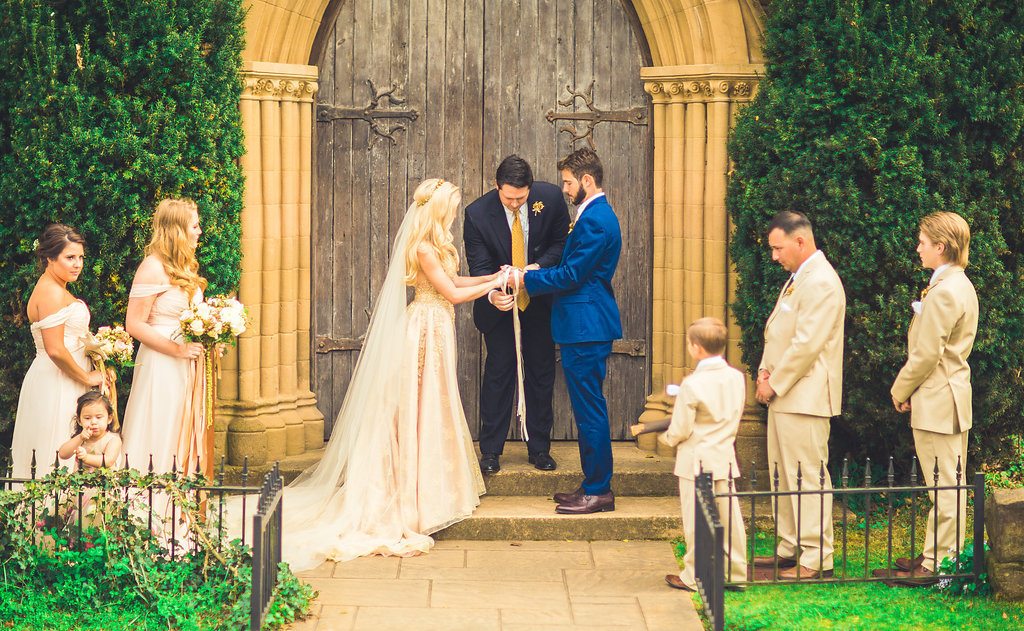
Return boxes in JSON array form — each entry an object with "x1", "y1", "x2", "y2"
[{"x1": 509, "y1": 271, "x2": 529, "y2": 443}]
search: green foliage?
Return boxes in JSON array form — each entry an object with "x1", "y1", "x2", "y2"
[
  {"x1": 0, "y1": 467, "x2": 315, "y2": 630},
  {"x1": 936, "y1": 541, "x2": 991, "y2": 597},
  {"x1": 0, "y1": 0, "x2": 246, "y2": 440},
  {"x1": 727, "y1": 0, "x2": 1024, "y2": 469}
]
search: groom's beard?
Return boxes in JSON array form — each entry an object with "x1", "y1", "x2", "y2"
[{"x1": 571, "y1": 188, "x2": 586, "y2": 205}]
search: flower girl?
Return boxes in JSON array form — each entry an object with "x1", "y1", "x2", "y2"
[{"x1": 58, "y1": 391, "x2": 122, "y2": 471}]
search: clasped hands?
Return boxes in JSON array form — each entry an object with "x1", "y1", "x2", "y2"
[
  {"x1": 755, "y1": 369, "x2": 776, "y2": 405},
  {"x1": 489, "y1": 264, "x2": 538, "y2": 311}
]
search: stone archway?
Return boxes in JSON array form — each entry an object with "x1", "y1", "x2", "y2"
[{"x1": 222, "y1": 0, "x2": 768, "y2": 472}]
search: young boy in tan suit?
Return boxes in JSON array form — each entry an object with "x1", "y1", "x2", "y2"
[
  {"x1": 659, "y1": 317, "x2": 748, "y2": 591},
  {"x1": 886, "y1": 212, "x2": 978, "y2": 586}
]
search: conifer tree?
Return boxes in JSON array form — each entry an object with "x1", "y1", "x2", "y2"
[{"x1": 728, "y1": 0, "x2": 1024, "y2": 467}]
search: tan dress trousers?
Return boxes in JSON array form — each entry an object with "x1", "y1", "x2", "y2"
[
  {"x1": 678, "y1": 477, "x2": 748, "y2": 588},
  {"x1": 766, "y1": 408, "x2": 833, "y2": 571},
  {"x1": 913, "y1": 429, "x2": 969, "y2": 572}
]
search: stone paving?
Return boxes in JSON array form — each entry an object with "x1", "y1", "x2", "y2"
[{"x1": 286, "y1": 540, "x2": 704, "y2": 631}]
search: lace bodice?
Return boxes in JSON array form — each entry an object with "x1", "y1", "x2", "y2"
[
  {"x1": 30, "y1": 300, "x2": 90, "y2": 356},
  {"x1": 410, "y1": 257, "x2": 456, "y2": 318}
]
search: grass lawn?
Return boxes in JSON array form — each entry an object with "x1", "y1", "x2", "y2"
[{"x1": 674, "y1": 502, "x2": 1024, "y2": 630}]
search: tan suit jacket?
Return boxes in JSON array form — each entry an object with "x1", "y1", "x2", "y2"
[
  {"x1": 659, "y1": 359, "x2": 746, "y2": 480},
  {"x1": 759, "y1": 252, "x2": 846, "y2": 417},
  {"x1": 891, "y1": 266, "x2": 979, "y2": 435}
]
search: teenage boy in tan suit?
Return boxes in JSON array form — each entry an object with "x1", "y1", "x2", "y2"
[
  {"x1": 754, "y1": 211, "x2": 846, "y2": 580},
  {"x1": 660, "y1": 317, "x2": 748, "y2": 592},
  {"x1": 885, "y1": 212, "x2": 978, "y2": 586}
]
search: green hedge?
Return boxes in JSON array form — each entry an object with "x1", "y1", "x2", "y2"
[
  {"x1": 0, "y1": 0, "x2": 245, "y2": 446},
  {"x1": 728, "y1": 0, "x2": 1024, "y2": 469}
]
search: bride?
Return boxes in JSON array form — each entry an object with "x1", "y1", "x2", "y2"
[{"x1": 282, "y1": 178, "x2": 508, "y2": 570}]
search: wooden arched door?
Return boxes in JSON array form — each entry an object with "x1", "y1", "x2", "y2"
[{"x1": 312, "y1": 0, "x2": 652, "y2": 440}]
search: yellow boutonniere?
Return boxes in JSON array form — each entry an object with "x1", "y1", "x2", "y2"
[
  {"x1": 532, "y1": 201, "x2": 544, "y2": 216},
  {"x1": 568, "y1": 219, "x2": 575, "y2": 234},
  {"x1": 920, "y1": 285, "x2": 931, "y2": 300},
  {"x1": 783, "y1": 285, "x2": 794, "y2": 297}
]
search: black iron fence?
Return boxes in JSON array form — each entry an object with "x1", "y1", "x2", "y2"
[
  {"x1": 1, "y1": 449, "x2": 282, "y2": 631},
  {"x1": 694, "y1": 457, "x2": 986, "y2": 631},
  {"x1": 251, "y1": 462, "x2": 284, "y2": 631}
]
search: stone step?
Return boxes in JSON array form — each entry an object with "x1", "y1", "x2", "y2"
[
  {"x1": 221, "y1": 442, "x2": 680, "y2": 496},
  {"x1": 435, "y1": 495, "x2": 683, "y2": 541},
  {"x1": 479, "y1": 441, "x2": 679, "y2": 497},
  {"x1": 221, "y1": 448, "x2": 326, "y2": 487}
]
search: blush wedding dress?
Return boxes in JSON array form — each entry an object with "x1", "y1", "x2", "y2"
[{"x1": 278, "y1": 213, "x2": 484, "y2": 571}]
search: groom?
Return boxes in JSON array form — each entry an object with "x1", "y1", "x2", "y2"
[
  {"x1": 464, "y1": 155, "x2": 570, "y2": 473},
  {"x1": 518, "y1": 148, "x2": 622, "y2": 514}
]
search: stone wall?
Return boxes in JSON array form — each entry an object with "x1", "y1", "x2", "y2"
[{"x1": 987, "y1": 487, "x2": 1024, "y2": 601}]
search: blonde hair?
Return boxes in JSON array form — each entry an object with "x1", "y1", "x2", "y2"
[
  {"x1": 920, "y1": 211, "x2": 971, "y2": 268},
  {"x1": 687, "y1": 317, "x2": 728, "y2": 355},
  {"x1": 403, "y1": 179, "x2": 461, "y2": 284},
  {"x1": 147, "y1": 198, "x2": 208, "y2": 295}
]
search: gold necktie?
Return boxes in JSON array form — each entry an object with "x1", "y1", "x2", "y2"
[{"x1": 511, "y1": 211, "x2": 530, "y2": 310}]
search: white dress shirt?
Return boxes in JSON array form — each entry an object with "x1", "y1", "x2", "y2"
[{"x1": 573, "y1": 192, "x2": 606, "y2": 223}]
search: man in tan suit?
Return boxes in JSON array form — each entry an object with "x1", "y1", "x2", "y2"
[
  {"x1": 754, "y1": 211, "x2": 845, "y2": 580},
  {"x1": 660, "y1": 317, "x2": 747, "y2": 591},
  {"x1": 886, "y1": 212, "x2": 978, "y2": 586}
]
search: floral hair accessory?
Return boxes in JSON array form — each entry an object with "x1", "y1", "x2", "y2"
[{"x1": 417, "y1": 179, "x2": 446, "y2": 206}]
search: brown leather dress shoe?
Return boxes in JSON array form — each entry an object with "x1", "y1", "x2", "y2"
[
  {"x1": 553, "y1": 487, "x2": 584, "y2": 504},
  {"x1": 555, "y1": 491, "x2": 615, "y2": 514},
  {"x1": 777, "y1": 565, "x2": 833, "y2": 580},
  {"x1": 752, "y1": 554, "x2": 798, "y2": 569},
  {"x1": 665, "y1": 574, "x2": 695, "y2": 591},
  {"x1": 891, "y1": 567, "x2": 937, "y2": 587},
  {"x1": 894, "y1": 554, "x2": 925, "y2": 571}
]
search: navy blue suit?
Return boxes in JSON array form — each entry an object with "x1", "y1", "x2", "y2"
[{"x1": 524, "y1": 193, "x2": 622, "y2": 494}]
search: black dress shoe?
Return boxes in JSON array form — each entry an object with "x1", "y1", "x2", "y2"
[
  {"x1": 479, "y1": 453, "x2": 500, "y2": 474},
  {"x1": 528, "y1": 452, "x2": 557, "y2": 471},
  {"x1": 665, "y1": 574, "x2": 695, "y2": 591},
  {"x1": 553, "y1": 486, "x2": 584, "y2": 503},
  {"x1": 555, "y1": 491, "x2": 615, "y2": 514}
]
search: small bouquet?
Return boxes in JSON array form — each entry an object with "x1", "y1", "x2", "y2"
[
  {"x1": 179, "y1": 295, "x2": 249, "y2": 347},
  {"x1": 89, "y1": 325, "x2": 135, "y2": 368},
  {"x1": 86, "y1": 325, "x2": 134, "y2": 427}
]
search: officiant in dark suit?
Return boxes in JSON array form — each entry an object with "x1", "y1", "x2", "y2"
[{"x1": 464, "y1": 155, "x2": 570, "y2": 473}]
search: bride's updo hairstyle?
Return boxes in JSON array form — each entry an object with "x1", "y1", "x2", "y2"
[
  {"x1": 147, "y1": 198, "x2": 208, "y2": 296},
  {"x1": 35, "y1": 223, "x2": 86, "y2": 272},
  {"x1": 404, "y1": 178, "x2": 461, "y2": 284}
]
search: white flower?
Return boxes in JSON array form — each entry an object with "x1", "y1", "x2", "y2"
[{"x1": 190, "y1": 319, "x2": 205, "y2": 335}]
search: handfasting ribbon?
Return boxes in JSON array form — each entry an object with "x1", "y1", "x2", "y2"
[{"x1": 508, "y1": 269, "x2": 529, "y2": 443}]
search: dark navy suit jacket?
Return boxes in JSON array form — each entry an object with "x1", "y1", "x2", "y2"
[
  {"x1": 524, "y1": 194, "x2": 622, "y2": 345},
  {"x1": 463, "y1": 182, "x2": 570, "y2": 335}
]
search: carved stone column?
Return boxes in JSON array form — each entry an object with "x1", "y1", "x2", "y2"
[
  {"x1": 638, "y1": 64, "x2": 768, "y2": 489},
  {"x1": 221, "y1": 62, "x2": 324, "y2": 466}
]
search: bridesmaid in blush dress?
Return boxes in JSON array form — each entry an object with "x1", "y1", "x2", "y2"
[
  {"x1": 10, "y1": 224, "x2": 105, "y2": 478},
  {"x1": 121, "y1": 199, "x2": 205, "y2": 475}
]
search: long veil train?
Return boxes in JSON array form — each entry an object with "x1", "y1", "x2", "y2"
[{"x1": 276, "y1": 211, "x2": 433, "y2": 571}]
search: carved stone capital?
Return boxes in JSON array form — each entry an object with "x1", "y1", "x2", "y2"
[
  {"x1": 241, "y1": 61, "x2": 320, "y2": 102},
  {"x1": 640, "y1": 64, "x2": 764, "y2": 104}
]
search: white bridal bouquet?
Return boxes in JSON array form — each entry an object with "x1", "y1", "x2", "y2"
[{"x1": 179, "y1": 295, "x2": 248, "y2": 347}]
